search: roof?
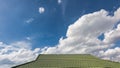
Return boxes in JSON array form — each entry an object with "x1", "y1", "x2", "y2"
[{"x1": 12, "y1": 54, "x2": 120, "y2": 68}]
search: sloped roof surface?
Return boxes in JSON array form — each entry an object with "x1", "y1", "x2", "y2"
[{"x1": 12, "y1": 54, "x2": 120, "y2": 68}]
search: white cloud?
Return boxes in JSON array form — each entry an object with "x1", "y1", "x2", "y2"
[
  {"x1": 39, "y1": 7, "x2": 45, "y2": 14},
  {"x1": 1, "y1": 7, "x2": 120, "y2": 68},
  {"x1": 25, "y1": 18, "x2": 34, "y2": 24},
  {"x1": 41, "y1": 7, "x2": 120, "y2": 62},
  {"x1": 58, "y1": 0, "x2": 62, "y2": 4},
  {"x1": 26, "y1": 37, "x2": 31, "y2": 40},
  {"x1": 103, "y1": 24, "x2": 120, "y2": 44},
  {"x1": 99, "y1": 47, "x2": 120, "y2": 62},
  {"x1": 0, "y1": 41, "x2": 40, "y2": 68}
]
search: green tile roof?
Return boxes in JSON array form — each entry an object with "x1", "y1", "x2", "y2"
[{"x1": 12, "y1": 54, "x2": 120, "y2": 68}]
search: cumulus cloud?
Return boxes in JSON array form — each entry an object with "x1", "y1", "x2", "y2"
[
  {"x1": 0, "y1": 41, "x2": 40, "y2": 68},
  {"x1": 39, "y1": 7, "x2": 45, "y2": 14},
  {"x1": 2, "y1": 7, "x2": 120, "y2": 68},
  {"x1": 41, "y1": 7, "x2": 120, "y2": 62},
  {"x1": 103, "y1": 24, "x2": 120, "y2": 44}
]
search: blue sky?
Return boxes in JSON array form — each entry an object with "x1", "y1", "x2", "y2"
[
  {"x1": 0, "y1": 0, "x2": 120, "y2": 48},
  {"x1": 0, "y1": 0, "x2": 120, "y2": 68}
]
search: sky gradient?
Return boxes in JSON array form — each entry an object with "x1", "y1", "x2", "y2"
[{"x1": 0, "y1": 0, "x2": 120, "y2": 68}]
